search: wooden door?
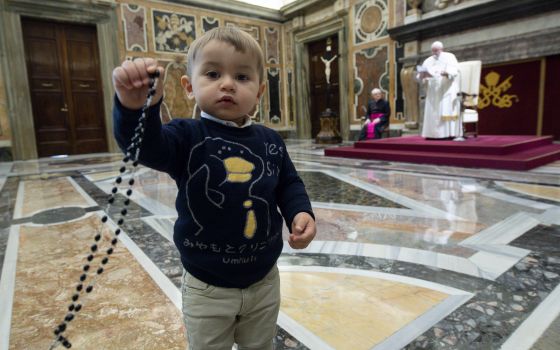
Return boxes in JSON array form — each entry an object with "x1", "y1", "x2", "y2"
[
  {"x1": 308, "y1": 35, "x2": 340, "y2": 138},
  {"x1": 22, "y1": 18, "x2": 107, "y2": 157}
]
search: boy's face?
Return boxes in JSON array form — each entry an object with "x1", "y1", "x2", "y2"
[{"x1": 182, "y1": 40, "x2": 266, "y2": 124}]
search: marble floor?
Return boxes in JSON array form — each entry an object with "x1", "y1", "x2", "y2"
[{"x1": 1, "y1": 140, "x2": 559, "y2": 350}]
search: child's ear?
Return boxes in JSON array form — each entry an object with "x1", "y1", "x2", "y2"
[
  {"x1": 256, "y1": 82, "x2": 266, "y2": 102},
  {"x1": 181, "y1": 75, "x2": 194, "y2": 99}
]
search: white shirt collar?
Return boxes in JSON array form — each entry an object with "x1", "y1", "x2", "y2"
[{"x1": 201, "y1": 111, "x2": 252, "y2": 128}]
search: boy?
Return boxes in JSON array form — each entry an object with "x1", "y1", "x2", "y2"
[{"x1": 112, "y1": 26, "x2": 316, "y2": 349}]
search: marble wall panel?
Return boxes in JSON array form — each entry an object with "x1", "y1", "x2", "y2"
[
  {"x1": 354, "y1": 0, "x2": 389, "y2": 45},
  {"x1": 265, "y1": 27, "x2": 280, "y2": 64},
  {"x1": 224, "y1": 21, "x2": 260, "y2": 43},
  {"x1": 152, "y1": 9, "x2": 196, "y2": 53},
  {"x1": 267, "y1": 67, "x2": 281, "y2": 124},
  {"x1": 121, "y1": 3, "x2": 148, "y2": 52},
  {"x1": 161, "y1": 58, "x2": 194, "y2": 120},
  {"x1": 353, "y1": 45, "x2": 389, "y2": 121},
  {"x1": 201, "y1": 16, "x2": 219, "y2": 33},
  {"x1": 0, "y1": 62, "x2": 10, "y2": 140}
]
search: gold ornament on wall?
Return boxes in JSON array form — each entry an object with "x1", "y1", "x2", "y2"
[{"x1": 478, "y1": 71, "x2": 519, "y2": 109}]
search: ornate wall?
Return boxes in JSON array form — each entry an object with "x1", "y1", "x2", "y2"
[{"x1": 116, "y1": 1, "x2": 287, "y2": 128}]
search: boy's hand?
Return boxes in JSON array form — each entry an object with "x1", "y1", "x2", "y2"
[
  {"x1": 112, "y1": 58, "x2": 165, "y2": 110},
  {"x1": 289, "y1": 212, "x2": 316, "y2": 249}
]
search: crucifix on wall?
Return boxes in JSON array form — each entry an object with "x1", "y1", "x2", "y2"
[
  {"x1": 315, "y1": 36, "x2": 342, "y2": 144},
  {"x1": 321, "y1": 37, "x2": 337, "y2": 86}
]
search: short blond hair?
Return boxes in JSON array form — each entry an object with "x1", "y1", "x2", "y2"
[{"x1": 186, "y1": 26, "x2": 265, "y2": 83}]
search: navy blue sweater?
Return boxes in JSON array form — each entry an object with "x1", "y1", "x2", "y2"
[{"x1": 113, "y1": 97, "x2": 314, "y2": 288}]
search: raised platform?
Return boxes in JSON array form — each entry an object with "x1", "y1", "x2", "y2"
[{"x1": 324, "y1": 135, "x2": 560, "y2": 170}]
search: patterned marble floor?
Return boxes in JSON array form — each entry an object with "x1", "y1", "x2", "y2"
[{"x1": 0, "y1": 141, "x2": 559, "y2": 350}]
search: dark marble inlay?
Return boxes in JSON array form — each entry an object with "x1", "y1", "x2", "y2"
[
  {"x1": 299, "y1": 171, "x2": 405, "y2": 208},
  {"x1": 0, "y1": 227, "x2": 9, "y2": 281},
  {"x1": 29, "y1": 207, "x2": 88, "y2": 224},
  {"x1": 406, "y1": 224, "x2": 560, "y2": 349},
  {"x1": 0, "y1": 176, "x2": 18, "y2": 229},
  {"x1": 275, "y1": 327, "x2": 309, "y2": 349}
]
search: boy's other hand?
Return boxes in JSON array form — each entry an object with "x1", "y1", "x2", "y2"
[
  {"x1": 112, "y1": 58, "x2": 164, "y2": 110},
  {"x1": 289, "y1": 212, "x2": 316, "y2": 249}
]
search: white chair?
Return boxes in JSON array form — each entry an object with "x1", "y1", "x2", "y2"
[{"x1": 458, "y1": 60, "x2": 482, "y2": 138}]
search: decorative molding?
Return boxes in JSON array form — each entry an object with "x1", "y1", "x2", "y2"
[
  {"x1": 281, "y1": 0, "x2": 336, "y2": 19},
  {"x1": 388, "y1": 0, "x2": 560, "y2": 43},
  {"x1": 164, "y1": 0, "x2": 283, "y2": 22},
  {"x1": 354, "y1": 0, "x2": 388, "y2": 45}
]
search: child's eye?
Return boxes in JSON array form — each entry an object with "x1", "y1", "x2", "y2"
[
  {"x1": 237, "y1": 74, "x2": 249, "y2": 81},
  {"x1": 205, "y1": 71, "x2": 220, "y2": 79}
]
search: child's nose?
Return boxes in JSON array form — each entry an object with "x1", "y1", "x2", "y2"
[{"x1": 220, "y1": 75, "x2": 236, "y2": 91}]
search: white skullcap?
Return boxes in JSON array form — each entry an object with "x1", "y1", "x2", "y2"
[
  {"x1": 371, "y1": 88, "x2": 382, "y2": 94},
  {"x1": 431, "y1": 41, "x2": 444, "y2": 49}
]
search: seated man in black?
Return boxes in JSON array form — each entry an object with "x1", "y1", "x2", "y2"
[{"x1": 358, "y1": 88, "x2": 391, "y2": 140}]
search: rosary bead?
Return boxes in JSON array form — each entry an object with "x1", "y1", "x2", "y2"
[
  {"x1": 102, "y1": 257, "x2": 109, "y2": 264},
  {"x1": 132, "y1": 160, "x2": 139, "y2": 167},
  {"x1": 107, "y1": 248, "x2": 114, "y2": 255},
  {"x1": 90, "y1": 244, "x2": 97, "y2": 252},
  {"x1": 119, "y1": 166, "x2": 126, "y2": 173},
  {"x1": 128, "y1": 179, "x2": 135, "y2": 186},
  {"x1": 97, "y1": 267, "x2": 104, "y2": 274},
  {"x1": 124, "y1": 199, "x2": 130, "y2": 206},
  {"x1": 87, "y1": 255, "x2": 93, "y2": 261},
  {"x1": 76, "y1": 284, "x2": 83, "y2": 291},
  {"x1": 111, "y1": 238, "x2": 118, "y2": 245},
  {"x1": 58, "y1": 323, "x2": 66, "y2": 333},
  {"x1": 121, "y1": 209, "x2": 127, "y2": 216},
  {"x1": 123, "y1": 156, "x2": 130, "y2": 163},
  {"x1": 111, "y1": 187, "x2": 118, "y2": 194},
  {"x1": 117, "y1": 218, "x2": 124, "y2": 225},
  {"x1": 86, "y1": 286, "x2": 93, "y2": 293},
  {"x1": 68, "y1": 304, "x2": 75, "y2": 311},
  {"x1": 126, "y1": 189, "x2": 133, "y2": 196},
  {"x1": 108, "y1": 196, "x2": 115, "y2": 204},
  {"x1": 116, "y1": 177, "x2": 122, "y2": 184},
  {"x1": 74, "y1": 304, "x2": 82, "y2": 312},
  {"x1": 71, "y1": 294, "x2": 79, "y2": 302},
  {"x1": 94, "y1": 234, "x2": 101, "y2": 242},
  {"x1": 63, "y1": 340, "x2": 72, "y2": 348},
  {"x1": 115, "y1": 228, "x2": 121, "y2": 235},
  {"x1": 152, "y1": 70, "x2": 160, "y2": 78},
  {"x1": 101, "y1": 216, "x2": 108, "y2": 223},
  {"x1": 64, "y1": 313, "x2": 74, "y2": 322},
  {"x1": 83, "y1": 265, "x2": 89, "y2": 272},
  {"x1": 79, "y1": 274, "x2": 86, "y2": 282}
]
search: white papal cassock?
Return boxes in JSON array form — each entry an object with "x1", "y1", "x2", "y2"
[{"x1": 418, "y1": 52, "x2": 462, "y2": 139}]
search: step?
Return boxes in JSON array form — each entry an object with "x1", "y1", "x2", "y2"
[
  {"x1": 324, "y1": 144, "x2": 560, "y2": 170},
  {"x1": 354, "y1": 135, "x2": 553, "y2": 155}
]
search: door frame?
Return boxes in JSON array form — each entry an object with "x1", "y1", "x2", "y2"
[
  {"x1": 0, "y1": 0, "x2": 120, "y2": 160},
  {"x1": 293, "y1": 15, "x2": 349, "y2": 140}
]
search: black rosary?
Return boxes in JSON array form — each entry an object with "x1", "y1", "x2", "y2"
[{"x1": 49, "y1": 71, "x2": 160, "y2": 349}]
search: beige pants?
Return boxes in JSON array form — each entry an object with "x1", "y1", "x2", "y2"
[{"x1": 182, "y1": 266, "x2": 280, "y2": 350}]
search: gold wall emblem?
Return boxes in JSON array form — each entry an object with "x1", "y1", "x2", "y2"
[{"x1": 478, "y1": 71, "x2": 519, "y2": 109}]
